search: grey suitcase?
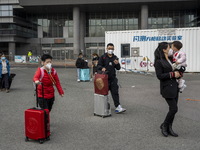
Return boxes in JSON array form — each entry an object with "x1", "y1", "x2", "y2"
[{"x1": 94, "y1": 94, "x2": 111, "y2": 118}]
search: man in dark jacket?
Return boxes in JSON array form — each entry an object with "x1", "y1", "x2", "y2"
[{"x1": 98, "y1": 43, "x2": 126, "y2": 113}]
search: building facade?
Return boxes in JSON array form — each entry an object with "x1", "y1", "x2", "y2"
[{"x1": 0, "y1": 0, "x2": 199, "y2": 60}]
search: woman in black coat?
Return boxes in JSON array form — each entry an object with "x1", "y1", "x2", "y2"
[{"x1": 154, "y1": 42, "x2": 181, "y2": 137}]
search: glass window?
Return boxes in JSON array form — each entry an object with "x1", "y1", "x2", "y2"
[
  {"x1": 90, "y1": 19, "x2": 95, "y2": 25},
  {"x1": 102, "y1": 19, "x2": 107, "y2": 25},
  {"x1": 96, "y1": 19, "x2": 101, "y2": 26},
  {"x1": 121, "y1": 44, "x2": 130, "y2": 57},
  {"x1": 118, "y1": 19, "x2": 123, "y2": 25},
  {"x1": 1, "y1": 11, "x2": 10, "y2": 16},
  {"x1": 157, "y1": 18, "x2": 163, "y2": 24},
  {"x1": 107, "y1": 19, "x2": 112, "y2": 25},
  {"x1": 43, "y1": 19, "x2": 49, "y2": 27},
  {"x1": 1, "y1": 5, "x2": 9, "y2": 10},
  {"x1": 112, "y1": 19, "x2": 118, "y2": 25},
  {"x1": 38, "y1": 19, "x2": 43, "y2": 26}
]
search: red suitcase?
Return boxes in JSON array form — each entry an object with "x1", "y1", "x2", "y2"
[
  {"x1": 24, "y1": 83, "x2": 50, "y2": 144},
  {"x1": 94, "y1": 72, "x2": 109, "y2": 95}
]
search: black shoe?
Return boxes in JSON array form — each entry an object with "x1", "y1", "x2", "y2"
[
  {"x1": 160, "y1": 123, "x2": 168, "y2": 137},
  {"x1": 168, "y1": 124, "x2": 178, "y2": 137}
]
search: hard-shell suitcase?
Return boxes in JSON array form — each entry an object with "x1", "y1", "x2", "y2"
[
  {"x1": 94, "y1": 94, "x2": 111, "y2": 118},
  {"x1": 25, "y1": 108, "x2": 50, "y2": 144},
  {"x1": 80, "y1": 68, "x2": 90, "y2": 81},
  {"x1": 94, "y1": 73, "x2": 108, "y2": 95},
  {"x1": 24, "y1": 83, "x2": 50, "y2": 144}
]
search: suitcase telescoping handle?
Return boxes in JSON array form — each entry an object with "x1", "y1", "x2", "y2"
[
  {"x1": 35, "y1": 82, "x2": 44, "y2": 108},
  {"x1": 97, "y1": 70, "x2": 108, "y2": 74}
]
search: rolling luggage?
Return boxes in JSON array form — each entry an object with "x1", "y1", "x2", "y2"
[
  {"x1": 80, "y1": 68, "x2": 90, "y2": 81},
  {"x1": 0, "y1": 73, "x2": 16, "y2": 89},
  {"x1": 94, "y1": 72, "x2": 108, "y2": 95},
  {"x1": 94, "y1": 94, "x2": 111, "y2": 118},
  {"x1": 24, "y1": 83, "x2": 50, "y2": 144}
]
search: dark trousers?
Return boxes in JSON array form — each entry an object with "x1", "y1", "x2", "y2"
[
  {"x1": 0, "y1": 73, "x2": 9, "y2": 89},
  {"x1": 164, "y1": 94, "x2": 179, "y2": 125},
  {"x1": 109, "y1": 78, "x2": 120, "y2": 107},
  {"x1": 38, "y1": 97, "x2": 55, "y2": 112}
]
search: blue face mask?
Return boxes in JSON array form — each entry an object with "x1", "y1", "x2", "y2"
[{"x1": 1, "y1": 57, "x2": 6, "y2": 60}]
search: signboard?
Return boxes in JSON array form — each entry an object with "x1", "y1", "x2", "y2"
[
  {"x1": 29, "y1": 56, "x2": 39, "y2": 63},
  {"x1": 15, "y1": 55, "x2": 26, "y2": 63},
  {"x1": 54, "y1": 39, "x2": 65, "y2": 43}
]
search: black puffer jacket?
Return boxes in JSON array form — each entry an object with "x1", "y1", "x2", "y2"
[
  {"x1": 97, "y1": 53, "x2": 120, "y2": 80},
  {"x1": 76, "y1": 58, "x2": 88, "y2": 68}
]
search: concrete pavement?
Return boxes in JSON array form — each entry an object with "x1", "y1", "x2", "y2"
[{"x1": 0, "y1": 67, "x2": 200, "y2": 150}]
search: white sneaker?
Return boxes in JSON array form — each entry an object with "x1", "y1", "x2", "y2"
[
  {"x1": 115, "y1": 105, "x2": 126, "y2": 114},
  {"x1": 178, "y1": 79, "x2": 185, "y2": 89},
  {"x1": 180, "y1": 84, "x2": 187, "y2": 93},
  {"x1": 77, "y1": 79, "x2": 80, "y2": 82}
]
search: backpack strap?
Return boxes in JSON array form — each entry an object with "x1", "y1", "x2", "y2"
[
  {"x1": 39, "y1": 67, "x2": 56, "y2": 83},
  {"x1": 40, "y1": 67, "x2": 45, "y2": 81}
]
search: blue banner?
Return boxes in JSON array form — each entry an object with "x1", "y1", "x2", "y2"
[{"x1": 133, "y1": 35, "x2": 182, "y2": 42}]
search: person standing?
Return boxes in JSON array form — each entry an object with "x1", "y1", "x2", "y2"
[
  {"x1": 92, "y1": 53, "x2": 99, "y2": 76},
  {"x1": 154, "y1": 42, "x2": 181, "y2": 137},
  {"x1": 0, "y1": 54, "x2": 10, "y2": 93},
  {"x1": 75, "y1": 53, "x2": 88, "y2": 82},
  {"x1": 97, "y1": 43, "x2": 126, "y2": 113},
  {"x1": 27, "y1": 50, "x2": 32, "y2": 62}
]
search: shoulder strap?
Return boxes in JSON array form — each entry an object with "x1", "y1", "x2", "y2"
[
  {"x1": 40, "y1": 67, "x2": 56, "y2": 83},
  {"x1": 40, "y1": 67, "x2": 44, "y2": 81}
]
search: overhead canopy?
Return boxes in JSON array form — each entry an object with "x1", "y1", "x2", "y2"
[{"x1": 18, "y1": 0, "x2": 198, "y2": 14}]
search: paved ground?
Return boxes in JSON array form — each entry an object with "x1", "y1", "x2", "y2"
[{"x1": 0, "y1": 66, "x2": 200, "y2": 150}]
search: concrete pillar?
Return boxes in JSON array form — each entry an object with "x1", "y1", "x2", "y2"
[
  {"x1": 80, "y1": 12, "x2": 86, "y2": 56},
  {"x1": 63, "y1": 26, "x2": 69, "y2": 38},
  {"x1": 38, "y1": 26, "x2": 43, "y2": 38},
  {"x1": 141, "y1": 5, "x2": 148, "y2": 29},
  {"x1": 8, "y1": 43, "x2": 15, "y2": 61},
  {"x1": 73, "y1": 6, "x2": 80, "y2": 57}
]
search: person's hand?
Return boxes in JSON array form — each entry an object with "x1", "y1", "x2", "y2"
[
  {"x1": 174, "y1": 71, "x2": 180, "y2": 78},
  {"x1": 113, "y1": 59, "x2": 119, "y2": 64},
  {"x1": 102, "y1": 68, "x2": 106, "y2": 72},
  {"x1": 61, "y1": 94, "x2": 64, "y2": 97},
  {"x1": 35, "y1": 80, "x2": 40, "y2": 84},
  {"x1": 175, "y1": 61, "x2": 179, "y2": 65}
]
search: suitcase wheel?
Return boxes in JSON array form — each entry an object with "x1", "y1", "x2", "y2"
[
  {"x1": 94, "y1": 113, "x2": 96, "y2": 116},
  {"x1": 25, "y1": 137, "x2": 29, "y2": 142},
  {"x1": 39, "y1": 139, "x2": 44, "y2": 144},
  {"x1": 46, "y1": 136, "x2": 50, "y2": 141}
]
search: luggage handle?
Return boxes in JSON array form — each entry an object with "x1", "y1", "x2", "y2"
[
  {"x1": 35, "y1": 82, "x2": 44, "y2": 108},
  {"x1": 97, "y1": 70, "x2": 108, "y2": 74}
]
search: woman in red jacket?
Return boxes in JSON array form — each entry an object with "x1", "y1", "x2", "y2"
[{"x1": 33, "y1": 54, "x2": 64, "y2": 111}]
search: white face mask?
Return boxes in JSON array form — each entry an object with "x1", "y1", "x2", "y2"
[
  {"x1": 108, "y1": 50, "x2": 114, "y2": 54},
  {"x1": 46, "y1": 63, "x2": 52, "y2": 70}
]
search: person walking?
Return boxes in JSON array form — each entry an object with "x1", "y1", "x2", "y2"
[
  {"x1": 33, "y1": 54, "x2": 64, "y2": 112},
  {"x1": 97, "y1": 43, "x2": 126, "y2": 113},
  {"x1": 154, "y1": 42, "x2": 181, "y2": 137},
  {"x1": 0, "y1": 54, "x2": 10, "y2": 93}
]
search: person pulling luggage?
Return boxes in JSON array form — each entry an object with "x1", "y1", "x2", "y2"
[
  {"x1": 33, "y1": 54, "x2": 64, "y2": 112},
  {"x1": 0, "y1": 54, "x2": 10, "y2": 93},
  {"x1": 97, "y1": 43, "x2": 126, "y2": 113}
]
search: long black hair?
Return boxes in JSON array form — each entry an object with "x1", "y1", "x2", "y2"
[{"x1": 154, "y1": 42, "x2": 169, "y2": 64}]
